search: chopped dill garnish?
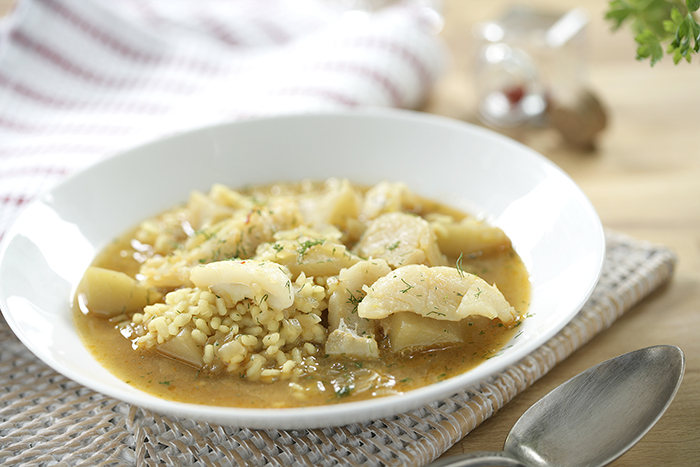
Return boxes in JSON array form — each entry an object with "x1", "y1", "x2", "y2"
[
  {"x1": 456, "y1": 252, "x2": 465, "y2": 279},
  {"x1": 297, "y1": 238, "x2": 325, "y2": 260},
  {"x1": 346, "y1": 289, "x2": 363, "y2": 314},
  {"x1": 194, "y1": 229, "x2": 215, "y2": 240},
  {"x1": 399, "y1": 278, "x2": 414, "y2": 294}
]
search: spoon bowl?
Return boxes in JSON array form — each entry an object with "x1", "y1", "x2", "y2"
[{"x1": 429, "y1": 345, "x2": 685, "y2": 467}]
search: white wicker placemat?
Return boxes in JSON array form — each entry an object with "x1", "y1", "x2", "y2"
[{"x1": 0, "y1": 230, "x2": 677, "y2": 466}]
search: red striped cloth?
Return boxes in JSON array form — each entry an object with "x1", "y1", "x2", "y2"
[{"x1": 0, "y1": 0, "x2": 446, "y2": 239}]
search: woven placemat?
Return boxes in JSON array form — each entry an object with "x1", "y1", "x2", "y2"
[{"x1": 0, "y1": 230, "x2": 676, "y2": 466}]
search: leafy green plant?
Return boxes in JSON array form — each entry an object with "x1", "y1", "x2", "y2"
[{"x1": 605, "y1": 0, "x2": 700, "y2": 65}]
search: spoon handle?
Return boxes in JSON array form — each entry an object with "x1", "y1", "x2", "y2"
[{"x1": 426, "y1": 451, "x2": 527, "y2": 467}]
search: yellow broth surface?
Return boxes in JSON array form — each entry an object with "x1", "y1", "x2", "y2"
[{"x1": 73, "y1": 180, "x2": 530, "y2": 408}]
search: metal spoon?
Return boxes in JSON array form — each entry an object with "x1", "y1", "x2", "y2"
[{"x1": 428, "y1": 345, "x2": 685, "y2": 467}]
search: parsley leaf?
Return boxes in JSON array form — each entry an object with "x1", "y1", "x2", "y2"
[
  {"x1": 605, "y1": 0, "x2": 700, "y2": 65},
  {"x1": 665, "y1": 6, "x2": 700, "y2": 63},
  {"x1": 636, "y1": 28, "x2": 665, "y2": 64}
]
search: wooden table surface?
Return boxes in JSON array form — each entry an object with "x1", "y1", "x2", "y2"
[
  {"x1": 0, "y1": 0, "x2": 696, "y2": 465},
  {"x1": 428, "y1": 1, "x2": 700, "y2": 466}
]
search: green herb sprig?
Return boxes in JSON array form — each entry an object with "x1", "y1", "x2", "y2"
[{"x1": 605, "y1": 0, "x2": 700, "y2": 65}]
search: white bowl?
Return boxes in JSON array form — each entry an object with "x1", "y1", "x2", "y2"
[{"x1": 0, "y1": 109, "x2": 604, "y2": 429}]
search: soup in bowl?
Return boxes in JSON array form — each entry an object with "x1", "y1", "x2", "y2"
[{"x1": 0, "y1": 109, "x2": 604, "y2": 428}]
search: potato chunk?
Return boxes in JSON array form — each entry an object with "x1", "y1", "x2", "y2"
[
  {"x1": 76, "y1": 267, "x2": 162, "y2": 318},
  {"x1": 429, "y1": 214, "x2": 511, "y2": 257},
  {"x1": 358, "y1": 264, "x2": 517, "y2": 324},
  {"x1": 353, "y1": 212, "x2": 446, "y2": 268},
  {"x1": 324, "y1": 319, "x2": 380, "y2": 360},
  {"x1": 379, "y1": 312, "x2": 466, "y2": 353},
  {"x1": 156, "y1": 326, "x2": 204, "y2": 368}
]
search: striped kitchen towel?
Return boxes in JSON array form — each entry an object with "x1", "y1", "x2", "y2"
[{"x1": 0, "y1": 0, "x2": 446, "y2": 239}]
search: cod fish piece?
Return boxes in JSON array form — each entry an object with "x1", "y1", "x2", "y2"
[
  {"x1": 353, "y1": 212, "x2": 446, "y2": 268},
  {"x1": 139, "y1": 196, "x2": 303, "y2": 288},
  {"x1": 190, "y1": 259, "x2": 293, "y2": 310},
  {"x1": 328, "y1": 258, "x2": 392, "y2": 332},
  {"x1": 255, "y1": 226, "x2": 362, "y2": 279},
  {"x1": 324, "y1": 259, "x2": 391, "y2": 359},
  {"x1": 358, "y1": 264, "x2": 517, "y2": 324}
]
